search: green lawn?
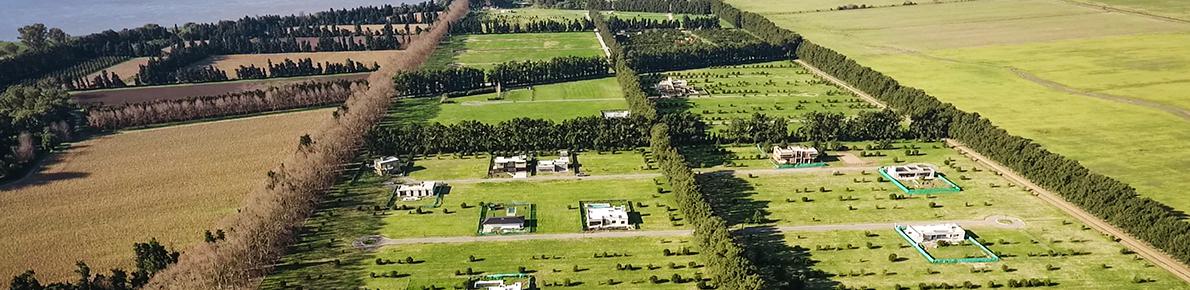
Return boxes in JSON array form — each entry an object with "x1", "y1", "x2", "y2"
[
  {"x1": 575, "y1": 149, "x2": 658, "y2": 175},
  {"x1": 454, "y1": 32, "x2": 604, "y2": 70},
  {"x1": 408, "y1": 155, "x2": 491, "y2": 180},
  {"x1": 389, "y1": 78, "x2": 628, "y2": 124},
  {"x1": 791, "y1": 224, "x2": 1184, "y2": 289},
  {"x1": 1074, "y1": 0, "x2": 1190, "y2": 21}
]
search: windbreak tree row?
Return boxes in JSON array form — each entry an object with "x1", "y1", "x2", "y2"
[
  {"x1": 605, "y1": 15, "x2": 720, "y2": 31},
  {"x1": 450, "y1": 15, "x2": 595, "y2": 34},
  {"x1": 391, "y1": 56, "x2": 610, "y2": 96},
  {"x1": 585, "y1": 0, "x2": 713, "y2": 14},
  {"x1": 367, "y1": 116, "x2": 652, "y2": 155},
  {"x1": 177, "y1": 2, "x2": 443, "y2": 40}
]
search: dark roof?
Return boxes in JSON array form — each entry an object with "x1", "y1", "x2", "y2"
[{"x1": 482, "y1": 216, "x2": 525, "y2": 225}]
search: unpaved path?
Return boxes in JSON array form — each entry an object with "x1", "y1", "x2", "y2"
[
  {"x1": 432, "y1": 165, "x2": 874, "y2": 184},
  {"x1": 357, "y1": 215, "x2": 1024, "y2": 249},
  {"x1": 458, "y1": 98, "x2": 622, "y2": 106},
  {"x1": 1008, "y1": 67, "x2": 1190, "y2": 121},
  {"x1": 594, "y1": 29, "x2": 612, "y2": 58},
  {"x1": 800, "y1": 58, "x2": 1190, "y2": 283}
]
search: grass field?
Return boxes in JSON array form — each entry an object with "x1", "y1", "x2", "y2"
[
  {"x1": 0, "y1": 109, "x2": 330, "y2": 282},
  {"x1": 454, "y1": 32, "x2": 603, "y2": 69},
  {"x1": 388, "y1": 77, "x2": 627, "y2": 124},
  {"x1": 1074, "y1": 0, "x2": 1190, "y2": 21},
  {"x1": 655, "y1": 61, "x2": 878, "y2": 132},
  {"x1": 736, "y1": 0, "x2": 1190, "y2": 213},
  {"x1": 726, "y1": 0, "x2": 935, "y2": 15}
]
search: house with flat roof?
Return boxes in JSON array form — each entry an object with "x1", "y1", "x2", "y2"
[
  {"x1": 492, "y1": 155, "x2": 531, "y2": 178},
  {"x1": 771, "y1": 145, "x2": 819, "y2": 165},
  {"x1": 884, "y1": 163, "x2": 938, "y2": 181},
  {"x1": 585, "y1": 203, "x2": 632, "y2": 230},
  {"x1": 537, "y1": 150, "x2": 571, "y2": 173},
  {"x1": 373, "y1": 156, "x2": 405, "y2": 176},
  {"x1": 473, "y1": 280, "x2": 523, "y2": 290},
  {"x1": 902, "y1": 223, "x2": 966, "y2": 246},
  {"x1": 601, "y1": 110, "x2": 630, "y2": 119},
  {"x1": 481, "y1": 216, "x2": 526, "y2": 233},
  {"x1": 395, "y1": 181, "x2": 444, "y2": 201},
  {"x1": 655, "y1": 77, "x2": 698, "y2": 97}
]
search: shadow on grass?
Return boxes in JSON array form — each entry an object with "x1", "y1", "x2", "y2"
[
  {"x1": 696, "y1": 171, "x2": 770, "y2": 226},
  {"x1": 379, "y1": 97, "x2": 441, "y2": 127},
  {"x1": 258, "y1": 164, "x2": 388, "y2": 289},
  {"x1": 678, "y1": 144, "x2": 734, "y2": 168}
]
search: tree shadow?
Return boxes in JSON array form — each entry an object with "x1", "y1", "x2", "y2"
[
  {"x1": 378, "y1": 97, "x2": 440, "y2": 127},
  {"x1": 678, "y1": 144, "x2": 734, "y2": 168},
  {"x1": 696, "y1": 171, "x2": 770, "y2": 226},
  {"x1": 737, "y1": 226, "x2": 837, "y2": 289},
  {"x1": 0, "y1": 144, "x2": 94, "y2": 190}
]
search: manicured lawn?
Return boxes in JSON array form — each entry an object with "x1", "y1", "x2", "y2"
[
  {"x1": 575, "y1": 149, "x2": 658, "y2": 175},
  {"x1": 788, "y1": 224, "x2": 1185, "y2": 289},
  {"x1": 380, "y1": 178, "x2": 682, "y2": 238},
  {"x1": 408, "y1": 155, "x2": 491, "y2": 180},
  {"x1": 455, "y1": 32, "x2": 604, "y2": 70},
  {"x1": 388, "y1": 78, "x2": 628, "y2": 124}
]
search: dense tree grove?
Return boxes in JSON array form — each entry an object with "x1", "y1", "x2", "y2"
[
  {"x1": 176, "y1": 2, "x2": 442, "y2": 40},
  {"x1": 488, "y1": 56, "x2": 609, "y2": 86},
  {"x1": 9, "y1": 239, "x2": 179, "y2": 290},
  {"x1": 451, "y1": 14, "x2": 594, "y2": 34},
  {"x1": 593, "y1": 10, "x2": 658, "y2": 121},
  {"x1": 87, "y1": 79, "x2": 365, "y2": 130},
  {"x1": 605, "y1": 15, "x2": 720, "y2": 31},
  {"x1": 709, "y1": 0, "x2": 801, "y2": 47},
  {"x1": 794, "y1": 27, "x2": 1190, "y2": 265},
  {"x1": 650, "y1": 124, "x2": 770, "y2": 289},
  {"x1": 392, "y1": 67, "x2": 487, "y2": 97},
  {"x1": 586, "y1": 0, "x2": 713, "y2": 14},
  {"x1": 0, "y1": 86, "x2": 76, "y2": 180},
  {"x1": 0, "y1": 24, "x2": 172, "y2": 89},
  {"x1": 367, "y1": 116, "x2": 652, "y2": 154},
  {"x1": 626, "y1": 40, "x2": 787, "y2": 72}
]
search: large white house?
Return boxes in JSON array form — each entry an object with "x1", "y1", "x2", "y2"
[
  {"x1": 585, "y1": 203, "x2": 633, "y2": 230},
  {"x1": 493, "y1": 155, "x2": 531, "y2": 178},
  {"x1": 394, "y1": 181, "x2": 443, "y2": 201},
  {"x1": 481, "y1": 216, "x2": 526, "y2": 233},
  {"x1": 373, "y1": 156, "x2": 404, "y2": 176},
  {"x1": 771, "y1": 145, "x2": 819, "y2": 165},
  {"x1": 601, "y1": 110, "x2": 630, "y2": 119},
  {"x1": 537, "y1": 151, "x2": 571, "y2": 173},
  {"x1": 655, "y1": 77, "x2": 698, "y2": 97},
  {"x1": 884, "y1": 163, "x2": 938, "y2": 181},
  {"x1": 473, "y1": 280, "x2": 523, "y2": 290},
  {"x1": 902, "y1": 223, "x2": 966, "y2": 246}
]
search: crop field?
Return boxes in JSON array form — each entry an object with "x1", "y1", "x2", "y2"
[
  {"x1": 388, "y1": 77, "x2": 628, "y2": 124},
  {"x1": 0, "y1": 108, "x2": 331, "y2": 281},
  {"x1": 70, "y1": 73, "x2": 368, "y2": 105},
  {"x1": 697, "y1": 140, "x2": 1186, "y2": 288},
  {"x1": 655, "y1": 61, "x2": 878, "y2": 131},
  {"x1": 1073, "y1": 0, "x2": 1190, "y2": 21},
  {"x1": 188, "y1": 50, "x2": 404, "y2": 79},
  {"x1": 453, "y1": 32, "x2": 604, "y2": 69},
  {"x1": 725, "y1": 0, "x2": 930, "y2": 15},
  {"x1": 736, "y1": 0, "x2": 1190, "y2": 213},
  {"x1": 84, "y1": 57, "x2": 149, "y2": 84}
]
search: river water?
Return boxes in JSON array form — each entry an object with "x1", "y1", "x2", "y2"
[{"x1": 0, "y1": 0, "x2": 422, "y2": 40}]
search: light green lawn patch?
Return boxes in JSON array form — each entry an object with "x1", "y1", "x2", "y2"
[
  {"x1": 1073, "y1": 0, "x2": 1190, "y2": 21},
  {"x1": 455, "y1": 32, "x2": 603, "y2": 70},
  {"x1": 454, "y1": 77, "x2": 623, "y2": 102},
  {"x1": 380, "y1": 179, "x2": 681, "y2": 238},
  {"x1": 793, "y1": 224, "x2": 1184, "y2": 289},
  {"x1": 388, "y1": 78, "x2": 628, "y2": 124},
  {"x1": 362, "y1": 237, "x2": 708, "y2": 290},
  {"x1": 408, "y1": 155, "x2": 491, "y2": 180},
  {"x1": 423, "y1": 36, "x2": 465, "y2": 70},
  {"x1": 436, "y1": 99, "x2": 627, "y2": 124},
  {"x1": 725, "y1": 0, "x2": 925, "y2": 15},
  {"x1": 574, "y1": 149, "x2": 658, "y2": 175}
]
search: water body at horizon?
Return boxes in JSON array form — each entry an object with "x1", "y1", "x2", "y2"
[{"x1": 0, "y1": 0, "x2": 424, "y2": 40}]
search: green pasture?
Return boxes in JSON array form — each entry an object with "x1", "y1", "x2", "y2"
[
  {"x1": 387, "y1": 78, "x2": 628, "y2": 124},
  {"x1": 787, "y1": 223, "x2": 1184, "y2": 289},
  {"x1": 455, "y1": 32, "x2": 603, "y2": 70},
  {"x1": 575, "y1": 149, "x2": 658, "y2": 175},
  {"x1": 408, "y1": 155, "x2": 491, "y2": 180},
  {"x1": 362, "y1": 237, "x2": 708, "y2": 290},
  {"x1": 1073, "y1": 0, "x2": 1190, "y2": 21},
  {"x1": 725, "y1": 0, "x2": 926, "y2": 15},
  {"x1": 380, "y1": 178, "x2": 683, "y2": 238}
]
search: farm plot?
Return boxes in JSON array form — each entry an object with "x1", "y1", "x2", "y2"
[
  {"x1": 0, "y1": 109, "x2": 330, "y2": 282},
  {"x1": 379, "y1": 178, "x2": 683, "y2": 238},
  {"x1": 786, "y1": 223, "x2": 1185, "y2": 289},
  {"x1": 83, "y1": 57, "x2": 149, "y2": 84},
  {"x1": 187, "y1": 50, "x2": 403, "y2": 80},
  {"x1": 453, "y1": 32, "x2": 604, "y2": 69},
  {"x1": 71, "y1": 73, "x2": 368, "y2": 105},
  {"x1": 654, "y1": 61, "x2": 878, "y2": 131},
  {"x1": 387, "y1": 77, "x2": 628, "y2": 124}
]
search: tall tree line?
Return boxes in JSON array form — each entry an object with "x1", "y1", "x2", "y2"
[
  {"x1": 0, "y1": 24, "x2": 172, "y2": 90},
  {"x1": 391, "y1": 56, "x2": 610, "y2": 96},
  {"x1": 0, "y1": 86, "x2": 76, "y2": 180},
  {"x1": 367, "y1": 116, "x2": 651, "y2": 154},
  {"x1": 392, "y1": 67, "x2": 487, "y2": 96},
  {"x1": 451, "y1": 15, "x2": 594, "y2": 34},
  {"x1": 140, "y1": 1, "x2": 471, "y2": 287},
  {"x1": 87, "y1": 79, "x2": 366, "y2": 130},
  {"x1": 237, "y1": 58, "x2": 378, "y2": 79},
  {"x1": 9, "y1": 239, "x2": 179, "y2": 290},
  {"x1": 591, "y1": 10, "x2": 658, "y2": 120},
  {"x1": 792, "y1": 25, "x2": 1190, "y2": 265},
  {"x1": 176, "y1": 2, "x2": 442, "y2": 40},
  {"x1": 586, "y1": 0, "x2": 713, "y2": 14},
  {"x1": 625, "y1": 41, "x2": 788, "y2": 72},
  {"x1": 605, "y1": 15, "x2": 720, "y2": 31}
]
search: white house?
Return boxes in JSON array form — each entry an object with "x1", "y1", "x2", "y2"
[
  {"x1": 601, "y1": 110, "x2": 630, "y2": 119},
  {"x1": 493, "y1": 155, "x2": 531, "y2": 178},
  {"x1": 394, "y1": 181, "x2": 443, "y2": 201},
  {"x1": 655, "y1": 77, "x2": 698, "y2": 97},
  {"x1": 537, "y1": 151, "x2": 571, "y2": 173},
  {"x1": 585, "y1": 203, "x2": 633, "y2": 230},
  {"x1": 902, "y1": 223, "x2": 966, "y2": 246},
  {"x1": 373, "y1": 156, "x2": 404, "y2": 176},
  {"x1": 884, "y1": 163, "x2": 938, "y2": 181},
  {"x1": 771, "y1": 145, "x2": 819, "y2": 165},
  {"x1": 473, "y1": 280, "x2": 523, "y2": 290},
  {"x1": 481, "y1": 216, "x2": 525, "y2": 233}
]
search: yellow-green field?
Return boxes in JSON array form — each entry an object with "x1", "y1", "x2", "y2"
[
  {"x1": 735, "y1": 0, "x2": 1190, "y2": 212},
  {"x1": 0, "y1": 109, "x2": 330, "y2": 282}
]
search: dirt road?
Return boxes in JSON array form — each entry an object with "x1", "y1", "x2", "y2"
[{"x1": 433, "y1": 165, "x2": 873, "y2": 184}]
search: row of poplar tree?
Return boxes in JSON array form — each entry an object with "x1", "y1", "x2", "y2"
[{"x1": 392, "y1": 56, "x2": 610, "y2": 96}]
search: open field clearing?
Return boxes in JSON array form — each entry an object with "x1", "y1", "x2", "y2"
[
  {"x1": 765, "y1": 0, "x2": 1190, "y2": 54},
  {"x1": 786, "y1": 224, "x2": 1184, "y2": 289},
  {"x1": 71, "y1": 73, "x2": 368, "y2": 105},
  {"x1": 1074, "y1": 0, "x2": 1190, "y2": 21},
  {"x1": 84, "y1": 57, "x2": 149, "y2": 83},
  {"x1": 454, "y1": 32, "x2": 603, "y2": 69},
  {"x1": 188, "y1": 50, "x2": 405, "y2": 80},
  {"x1": 740, "y1": 0, "x2": 1190, "y2": 213},
  {"x1": 388, "y1": 77, "x2": 627, "y2": 124},
  {"x1": 654, "y1": 61, "x2": 878, "y2": 131},
  {"x1": 725, "y1": 0, "x2": 925, "y2": 15},
  {"x1": 0, "y1": 108, "x2": 331, "y2": 282}
]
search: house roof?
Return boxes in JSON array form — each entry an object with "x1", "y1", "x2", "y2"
[
  {"x1": 482, "y1": 216, "x2": 525, "y2": 225},
  {"x1": 906, "y1": 223, "x2": 964, "y2": 235},
  {"x1": 772, "y1": 145, "x2": 818, "y2": 155},
  {"x1": 374, "y1": 156, "x2": 401, "y2": 164},
  {"x1": 494, "y1": 155, "x2": 528, "y2": 163},
  {"x1": 586, "y1": 203, "x2": 628, "y2": 220},
  {"x1": 397, "y1": 181, "x2": 438, "y2": 191},
  {"x1": 888, "y1": 163, "x2": 937, "y2": 174}
]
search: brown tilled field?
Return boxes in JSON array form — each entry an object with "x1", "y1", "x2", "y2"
[
  {"x1": 70, "y1": 73, "x2": 369, "y2": 106},
  {"x1": 85, "y1": 57, "x2": 149, "y2": 83},
  {"x1": 0, "y1": 108, "x2": 332, "y2": 282},
  {"x1": 187, "y1": 50, "x2": 407, "y2": 80}
]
